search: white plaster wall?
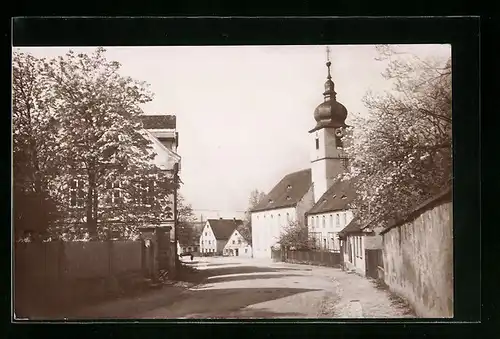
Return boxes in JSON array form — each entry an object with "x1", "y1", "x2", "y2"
[
  {"x1": 251, "y1": 207, "x2": 296, "y2": 259},
  {"x1": 308, "y1": 209, "x2": 354, "y2": 250},
  {"x1": 199, "y1": 222, "x2": 217, "y2": 253},
  {"x1": 344, "y1": 235, "x2": 366, "y2": 275},
  {"x1": 296, "y1": 185, "x2": 314, "y2": 226},
  {"x1": 310, "y1": 127, "x2": 347, "y2": 204}
]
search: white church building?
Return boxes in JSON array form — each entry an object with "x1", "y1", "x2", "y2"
[{"x1": 251, "y1": 51, "x2": 356, "y2": 259}]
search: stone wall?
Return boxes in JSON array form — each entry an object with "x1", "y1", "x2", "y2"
[{"x1": 382, "y1": 196, "x2": 453, "y2": 318}]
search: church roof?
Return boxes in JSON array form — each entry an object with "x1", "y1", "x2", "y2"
[
  {"x1": 207, "y1": 218, "x2": 243, "y2": 240},
  {"x1": 307, "y1": 178, "x2": 356, "y2": 215},
  {"x1": 141, "y1": 115, "x2": 176, "y2": 130},
  {"x1": 251, "y1": 169, "x2": 312, "y2": 213}
]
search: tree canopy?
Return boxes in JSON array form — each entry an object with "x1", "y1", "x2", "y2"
[
  {"x1": 277, "y1": 220, "x2": 311, "y2": 250},
  {"x1": 13, "y1": 48, "x2": 177, "y2": 241},
  {"x1": 342, "y1": 45, "x2": 452, "y2": 227},
  {"x1": 241, "y1": 189, "x2": 266, "y2": 244}
]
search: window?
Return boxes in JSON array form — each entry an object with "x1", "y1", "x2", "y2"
[
  {"x1": 360, "y1": 237, "x2": 363, "y2": 259},
  {"x1": 208, "y1": 240, "x2": 211, "y2": 245},
  {"x1": 343, "y1": 212, "x2": 347, "y2": 225},
  {"x1": 205, "y1": 232, "x2": 207, "y2": 236},
  {"x1": 287, "y1": 185, "x2": 292, "y2": 190},
  {"x1": 315, "y1": 138, "x2": 319, "y2": 150},
  {"x1": 238, "y1": 239, "x2": 242, "y2": 245},
  {"x1": 322, "y1": 216, "x2": 326, "y2": 228},
  {"x1": 140, "y1": 180, "x2": 154, "y2": 205},
  {"x1": 330, "y1": 215, "x2": 333, "y2": 228},
  {"x1": 69, "y1": 179, "x2": 85, "y2": 207},
  {"x1": 286, "y1": 213, "x2": 290, "y2": 222},
  {"x1": 245, "y1": 248, "x2": 248, "y2": 253},
  {"x1": 311, "y1": 218, "x2": 315, "y2": 229},
  {"x1": 336, "y1": 214, "x2": 340, "y2": 226},
  {"x1": 232, "y1": 240, "x2": 235, "y2": 244}
]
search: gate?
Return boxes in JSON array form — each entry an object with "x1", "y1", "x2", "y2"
[{"x1": 365, "y1": 249, "x2": 383, "y2": 279}]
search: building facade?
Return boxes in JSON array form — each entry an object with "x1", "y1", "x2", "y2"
[
  {"x1": 223, "y1": 226, "x2": 252, "y2": 257},
  {"x1": 251, "y1": 170, "x2": 314, "y2": 259},
  {"x1": 199, "y1": 218, "x2": 243, "y2": 255},
  {"x1": 251, "y1": 51, "x2": 355, "y2": 259},
  {"x1": 141, "y1": 115, "x2": 181, "y2": 241}
]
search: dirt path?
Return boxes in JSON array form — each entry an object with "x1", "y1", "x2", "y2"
[{"x1": 43, "y1": 256, "x2": 415, "y2": 319}]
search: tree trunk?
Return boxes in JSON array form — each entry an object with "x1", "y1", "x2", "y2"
[
  {"x1": 86, "y1": 169, "x2": 98, "y2": 240},
  {"x1": 30, "y1": 138, "x2": 49, "y2": 237}
]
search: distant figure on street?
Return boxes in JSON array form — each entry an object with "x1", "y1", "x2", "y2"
[{"x1": 190, "y1": 253, "x2": 194, "y2": 261}]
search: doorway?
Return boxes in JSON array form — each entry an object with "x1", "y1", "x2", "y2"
[{"x1": 235, "y1": 248, "x2": 239, "y2": 256}]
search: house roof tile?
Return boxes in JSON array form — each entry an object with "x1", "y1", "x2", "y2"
[
  {"x1": 207, "y1": 219, "x2": 243, "y2": 240},
  {"x1": 307, "y1": 178, "x2": 357, "y2": 215},
  {"x1": 251, "y1": 169, "x2": 312, "y2": 213},
  {"x1": 235, "y1": 225, "x2": 252, "y2": 243}
]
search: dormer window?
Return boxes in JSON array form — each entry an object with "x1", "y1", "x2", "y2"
[
  {"x1": 341, "y1": 195, "x2": 347, "y2": 200},
  {"x1": 286, "y1": 196, "x2": 291, "y2": 201},
  {"x1": 268, "y1": 199, "x2": 273, "y2": 204},
  {"x1": 332, "y1": 194, "x2": 336, "y2": 199},
  {"x1": 287, "y1": 185, "x2": 292, "y2": 190}
]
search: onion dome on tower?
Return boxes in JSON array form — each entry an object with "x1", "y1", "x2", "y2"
[{"x1": 310, "y1": 48, "x2": 348, "y2": 132}]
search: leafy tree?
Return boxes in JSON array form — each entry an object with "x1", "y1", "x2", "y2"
[
  {"x1": 37, "y1": 47, "x2": 176, "y2": 240},
  {"x1": 12, "y1": 51, "x2": 62, "y2": 240},
  {"x1": 176, "y1": 194, "x2": 198, "y2": 246},
  {"x1": 342, "y1": 45, "x2": 452, "y2": 227},
  {"x1": 277, "y1": 220, "x2": 312, "y2": 250},
  {"x1": 242, "y1": 189, "x2": 266, "y2": 244}
]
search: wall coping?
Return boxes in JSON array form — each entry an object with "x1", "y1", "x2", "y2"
[{"x1": 380, "y1": 187, "x2": 452, "y2": 236}]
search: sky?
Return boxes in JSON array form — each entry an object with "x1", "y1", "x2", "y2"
[{"x1": 15, "y1": 44, "x2": 451, "y2": 220}]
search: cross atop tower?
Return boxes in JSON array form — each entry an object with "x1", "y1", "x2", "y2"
[{"x1": 325, "y1": 46, "x2": 332, "y2": 80}]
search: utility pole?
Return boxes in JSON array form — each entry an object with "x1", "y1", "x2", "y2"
[{"x1": 173, "y1": 162, "x2": 180, "y2": 272}]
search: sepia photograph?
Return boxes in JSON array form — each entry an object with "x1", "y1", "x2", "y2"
[{"x1": 13, "y1": 42, "x2": 453, "y2": 320}]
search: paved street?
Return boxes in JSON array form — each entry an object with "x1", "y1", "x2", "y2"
[{"x1": 67, "y1": 256, "x2": 414, "y2": 319}]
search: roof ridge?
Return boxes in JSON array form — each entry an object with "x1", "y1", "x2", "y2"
[{"x1": 284, "y1": 168, "x2": 311, "y2": 176}]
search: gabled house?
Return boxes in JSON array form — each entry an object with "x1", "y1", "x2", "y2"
[
  {"x1": 141, "y1": 115, "x2": 181, "y2": 240},
  {"x1": 223, "y1": 225, "x2": 252, "y2": 257},
  {"x1": 306, "y1": 178, "x2": 356, "y2": 252},
  {"x1": 62, "y1": 114, "x2": 181, "y2": 240},
  {"x1": 338, "y1": 217, "x2": 380, "y2": 276},
  {"x1": 251, "y1": 169, "x2": 314, "y2": 259},
  {"x1": 199, "y1": 218, "x2": 243, "y2": 255}
]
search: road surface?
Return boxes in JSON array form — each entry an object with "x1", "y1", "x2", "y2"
[{"x1": 68, "y1": 256, "x2": 414, "y2": 319}]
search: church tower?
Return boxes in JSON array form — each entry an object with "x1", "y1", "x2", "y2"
[{"x1": 310, "y1": 47, "x2": 349, "y2": 203}]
